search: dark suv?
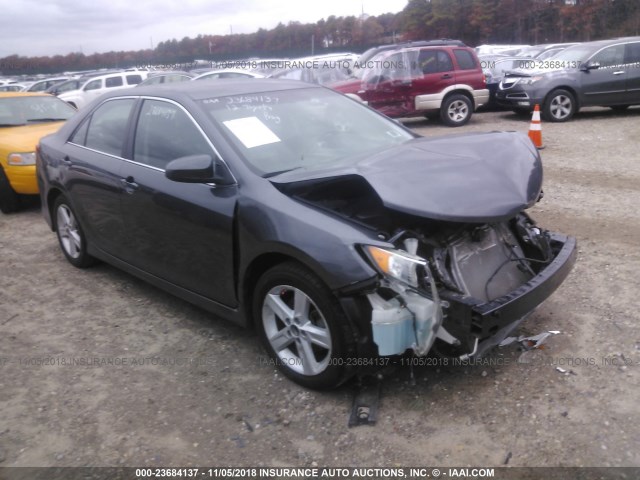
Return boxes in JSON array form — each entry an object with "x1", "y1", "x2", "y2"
[
  {"x1": 331, "y1": 43, "x2": 488, "y2": 126},
  {"x1": 496, "y1": 37, "x2": 640, "y2": 121}
]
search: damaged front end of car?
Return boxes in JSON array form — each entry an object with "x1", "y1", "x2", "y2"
[
  {"x1": 274, "y1": 131, "x2": 577, "y2": 362},
  {"x1": 360, "y1": 215, "x2": 576, "y2": 360}
]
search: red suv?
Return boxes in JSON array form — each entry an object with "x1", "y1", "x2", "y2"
[{"x1": 331, "y1": 44, "x2": 489, "y2": 126}]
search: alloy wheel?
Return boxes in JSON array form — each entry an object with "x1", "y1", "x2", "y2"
[{"x1": 262, "y1": 285, "x2": 332, "y2": 376}]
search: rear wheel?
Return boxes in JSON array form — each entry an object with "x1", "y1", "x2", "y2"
[
  {"x1": 543, "y1": 89, "x2": 576, "y2": 122},
  {"x1": 254, "y1": 262, "x2": 355, "y2": 389},
  {"x1": 53, "y1": 196, "x2": 95, "y2": 268},
  {"x1": 0, "y1": 166, "x2": 20, "y2": 214},
  {"x1": 440, "y1": 94, "x2": 473, "y2": 127}
]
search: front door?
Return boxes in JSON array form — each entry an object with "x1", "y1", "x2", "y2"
[
  {"x1": 581, "y1": 44, "x2": 628, "y2": 106},
  {"x1": 119, "y1": 98, "x2": 238, "y2": 306}
]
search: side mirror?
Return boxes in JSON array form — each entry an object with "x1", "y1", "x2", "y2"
[
  {"x1": 165, "y1": 154, "x2": 234, "y2": 185},
  {"x1": 581, "y1": 61, "x2": 600, "y2": 71}
]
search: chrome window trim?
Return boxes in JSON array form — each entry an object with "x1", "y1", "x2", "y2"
[{"x1": 67, "y1": 95, "x2": 238, "y2": 186}]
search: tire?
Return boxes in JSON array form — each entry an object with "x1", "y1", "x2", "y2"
[
  {"x1": 543, "y1": 89, "x2": 576, "y2": 122},
  {"x1": 53, "y1": 195, "x2": 95, "y2": 268},
  {"x1": 253, "y1": 262, "x2": 355, "y2": 389},
  {"x1": 0, "y1": 166, "x2": 20, "y2": 214},
  {"x1": 610, "y1": 105, "x2": 630, "y2": 112},
  {"x1": 440, "y1": 94, "x2": 473, "y2": 127}
]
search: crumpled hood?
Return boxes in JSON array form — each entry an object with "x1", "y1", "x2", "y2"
[{"x1": 272, "y1": 131, "x2": 543, "y2": 223}]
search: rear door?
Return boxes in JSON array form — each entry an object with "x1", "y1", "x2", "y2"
[
  {"x1": 452, "y1": 48, "x2": 483, "y2": 89},
  {"x1": 62, "y1": 98, "x2": 135, "y2": 257},
  {"x1": 118, "y1": 98, "x2": 238, "y2": 306},
  {"x1": 410, "y1": 49, "x2": 456, "y2": 105},
  {"x1": 624, "y1": 41, "x2": 640, "y2": 103}
]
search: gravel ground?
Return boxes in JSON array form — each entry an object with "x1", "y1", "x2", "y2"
[{"x1": 0, "y1": 106, "x2": 639, "y2": 469}]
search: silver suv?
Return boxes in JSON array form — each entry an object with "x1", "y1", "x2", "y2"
[{"x1": 496, "y1": 37, "x2": 640, "y2": 121}]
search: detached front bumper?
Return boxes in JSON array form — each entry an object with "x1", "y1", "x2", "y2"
[
  {"x1": 440, "y1": 233, "x2": 577, "y2": 356},
  {"x1": 360, "y1": 232, "x2": 576, "y2": 359}
]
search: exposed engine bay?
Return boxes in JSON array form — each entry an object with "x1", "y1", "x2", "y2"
[{"x1": 279, "y1": 174, "x2": 567, "y2": 359}]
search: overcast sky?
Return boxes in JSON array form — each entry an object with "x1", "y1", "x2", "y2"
[{"x1": 1, "y1": 0, "x2": 408, "y2": 57}]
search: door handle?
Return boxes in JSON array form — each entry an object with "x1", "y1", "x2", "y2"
[
  {"x1": 441, "y1": 74, "x2": 453, "y2": 79},
  {"x1": 61, "y1": 156, "x2": 72, "y2": 165},
  {"x1": 612, "y1": 71, "x2": 625, "y2": 75},
  {"x1": 121, "y1": 176, "x2": 139, "y2": 193}
]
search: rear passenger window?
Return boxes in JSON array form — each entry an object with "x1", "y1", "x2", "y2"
[
  {"x1": 453, "y1": 49, "x2": 477, "y2": 70},
  {"x1": 70, "y1": 118, "x2": 89, "y2": 145},
  {"x1": 626, "y1": 42, "x2": 640, "y2": 64},
  {"x1": 126, "y1": 75, "x2": 143, "y2": 85},
  {"x1": 418, "y1": 50, "x2": 453, "y2": 74},
  {"x1": 105, "y1": 77, "x2": 123, "y2": 88},
  {"x1": 82, "y1": 99, "x2": 135, "y2": 156},
  {"x1": 133, "y1": 100, "x2": 213, "y2": 169}
]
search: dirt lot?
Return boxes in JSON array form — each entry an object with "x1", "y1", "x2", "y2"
[{"x1": 0, "y1": 106, "x2": 639, "y2": 469}]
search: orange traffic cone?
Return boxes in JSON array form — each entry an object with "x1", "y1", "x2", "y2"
[{"x1": 528, "y1": 104, "x2": 544, "y2": 149}]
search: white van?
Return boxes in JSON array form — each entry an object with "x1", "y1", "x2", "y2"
[{"x1": 59, "y1": 71, "x2": 147, "y2": 109}]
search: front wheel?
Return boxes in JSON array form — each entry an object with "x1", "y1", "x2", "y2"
[
  {"x1": 440, "y1": 94, "x2": 473, "y2": 127},
  {"x1": 254, "y1": 262, "x2": 355, "y2": 389},
  {"x1": 53, "y1": 196, "x2": 95, "y2": 268},
  {"x1": 543, "y1": 89, "x2": 576, "y2": 122}
]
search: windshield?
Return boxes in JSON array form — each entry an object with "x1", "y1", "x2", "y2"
[
  {"x1": 552, "y1": 45, "x2": 595, "y2": 63},
  {"x1": 488, "y1": 59, "x2": 525, "y2": 76},
  {"x1": 0, "y1": 96, "x2": 76, "y2": 126},
  {"x1": 517, "y1": 46, "x2": 545, "y2": 58},
  {"x1": 202, "y1": 87, "x2": 414, "y2": 177},
  {"x1": 47, "y1": 79, "x2": 81, "y2": 93}
]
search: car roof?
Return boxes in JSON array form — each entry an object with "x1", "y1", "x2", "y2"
[
  {"x1": 109, "y1": 78, "x2": 319, "y2": 102},
  {"x1": 0, "y1": 92, "x2": 53, "y2": 98},
  {"x1": 193, "y1": 68, "x2": 262, "y2": 77},
  {"x1": 578, "y1": 36, "x2": 640, "y2": 50},
  {"x1": 31, "y1": 76, "x2": 70, "y2": 82}
]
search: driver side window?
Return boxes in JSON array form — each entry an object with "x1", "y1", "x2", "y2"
[
  {"x1": 591, "y1": 45, "x2": 625, "y2": 67},
  {"x1": 84, "y1": 79, "x2": 101, "y2": 91},
  {"x1": 133, "y1": 100, "x2": 214, "y2": 170}
]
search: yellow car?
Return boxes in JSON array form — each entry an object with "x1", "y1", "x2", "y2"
[{"x1": 0, "y1": 92, "x2": 76, "y2": 213}]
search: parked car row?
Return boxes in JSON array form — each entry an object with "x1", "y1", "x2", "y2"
[
  {"x1": 496, "y1": 36, "x2": 640, "y2": 121},
  {"x1": 474, "y1": 37, "x2": 640, "y2": 120},
  {"x1": 56, "y1": 71, "x2": 148, "y2": 109},
  {"x1": 2, "y1": 36, "x2": 639, "y2": 217}
]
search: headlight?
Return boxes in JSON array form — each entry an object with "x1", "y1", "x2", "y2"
[
  {"x1": 519, "y1": 75, "x2": 544, "y2": 85},
  {"x1": 8, "y1": 152, "x2": 36, "y2": 166},
  {"x1": 363, "y1": 245, "x2": 426, "y2": 287}
]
